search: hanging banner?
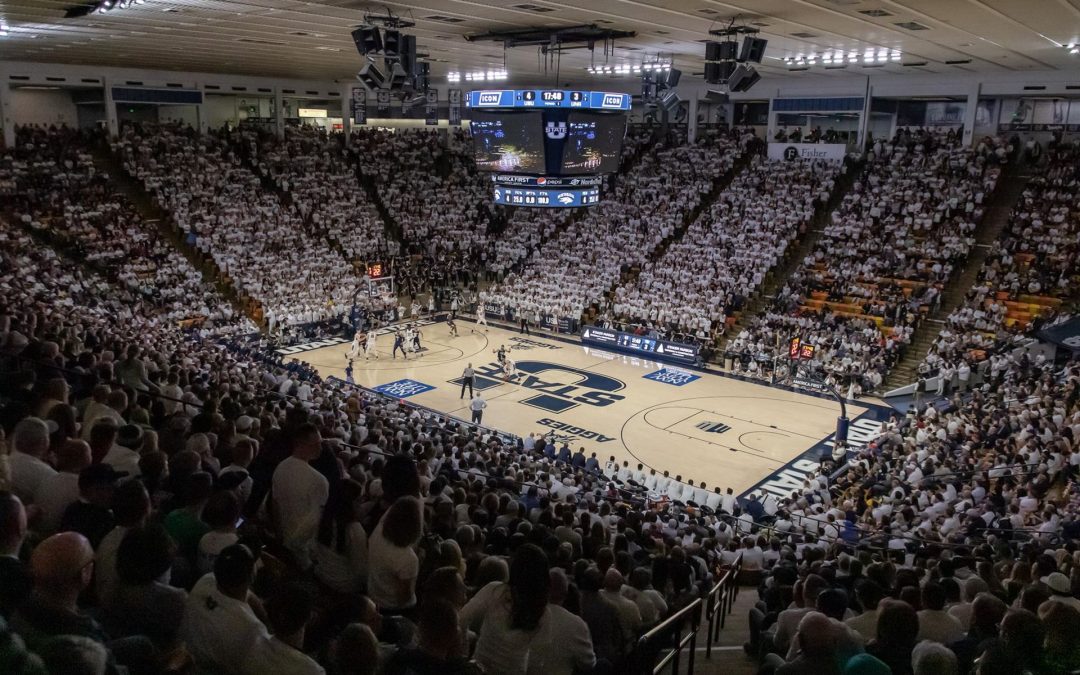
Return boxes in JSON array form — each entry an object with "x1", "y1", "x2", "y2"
[
  {"x1": 425, "y1": 90, "x2": 439, "y2": 126},
  {"x1": 448, "y1": 88, "x2": 462, "y2": 126},
  {"x1": 767, "y1": 142, "x2": 846, "y2": 163},
  {"x1": 376, "y1": 90, "x2": 390, "y2": 116},
  {"x1": 350, "y1": 87, "x2": 367, "y2": 125}
]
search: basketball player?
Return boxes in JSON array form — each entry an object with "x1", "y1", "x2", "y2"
[
  {"x1": 447, "y1": 318, "x2": 459, "y2": 337},
  {"x1": 494, "y1": 345, "x2": 507, "y2": 368},
  {"x1": 412, "y1": 327, "x2": 423, "y2": 353},
  {"x1": 348, "y1": 329, "x2": 363, "y2": 362},
  {"x1": 392, "y1": 330, "x2": 407, "y2": 359},
  {"x1": 503, "y1": 357, "x2": 517, "y2": 382},
  {"x1": 365, "y1": 328, "x2": 378, "y2": 360}
]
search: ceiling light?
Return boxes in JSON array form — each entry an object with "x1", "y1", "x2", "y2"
[{"x1": 1071, "y1": 48, "x2": 1079, "y2": 54}]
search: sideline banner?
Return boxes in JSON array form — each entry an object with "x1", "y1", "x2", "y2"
[
  {"x1": 580, "y1": 326, "x2": 700, "y2": 366},
  {"x1": 768, "y1": 142, "x2": 846, "y2": 162}
]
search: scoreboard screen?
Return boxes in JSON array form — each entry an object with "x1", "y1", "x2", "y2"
[
  {"x1": 561, "y1": 112, "x2": 625, "y2": 175},
  {"x1": 492, "y1": 186, "x2": 600, "y2": 208},
  {"x1": 470, "y1": 111, "x2": 546, "y2": 174}
]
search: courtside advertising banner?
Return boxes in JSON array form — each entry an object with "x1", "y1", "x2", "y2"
[{"x1": 768, "y1": 142, "x2": 846, "y2": 163}]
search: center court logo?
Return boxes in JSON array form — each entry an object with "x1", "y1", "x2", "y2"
[
  {"x1": 695, "y1": 420, "x2": 732, "y2": 434},
  {"x1": 474, "y1": 360, "x2": 625, "y2": 413}
]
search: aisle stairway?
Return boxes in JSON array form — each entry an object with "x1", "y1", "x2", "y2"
[
  {"x1": 882, "y1": 159, "x2": 1031, "y2": 390},
  {"x1": 91, "y1": 145, "x2": 261, "y2": 327},
  {"x1": 714, "y1": 155, "x2": 864, "y2": 354}
]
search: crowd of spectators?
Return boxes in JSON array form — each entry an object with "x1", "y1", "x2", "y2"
[
  {"x1": 114, "y1": 123, "x2": 392, "y2": 333},
  {"x1": 727, "y1": 128, "x2": 1007, "y2": 396},
  {"x1": 237, "y1": 126, "x2": 392, "y2": 264},
  {"x1": 1, "y1": 199, "x2": 748, "y2": 674},
  {"x1": 921, "y1": 138, "x2": 1079, "y2": 383},
  {"x1": 2, "y1": 119, "x2": 1079, "y2": 675},
  {"x1": 604, "y1": 156, "x2": 840, "y2": 345},
  {"x1": 2, "y1": 126, "x2": 253, "y2": 336},
  {"x1": 483, "y1": 129, "x2": 756, "y2": 322},
  {"x1": 739, "y1": 346, "x2": 1080, "y2": 674}
]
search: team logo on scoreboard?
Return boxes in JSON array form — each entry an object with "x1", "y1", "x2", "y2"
[
  {"x1": 545, "y1": 121, "x2": 568, "y2": 139},
  {"x1": 477, "y1": 91, "x2": 504, "y2": 106},
  {"x1": 557, "y1": 192, "x2": 576, "y2": 205}
]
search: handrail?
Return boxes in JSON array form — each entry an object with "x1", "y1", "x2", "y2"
[{"x1": 631, "y1": 553, "x2": 743, "y2": 674}]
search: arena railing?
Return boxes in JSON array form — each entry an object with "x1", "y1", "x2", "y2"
[{"x1": 629, "y1": 553, "x2": 743, "y2": 675}]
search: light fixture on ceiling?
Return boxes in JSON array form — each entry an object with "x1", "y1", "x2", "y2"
[
  {"x1": 587, "y1": 61, "x2": 667, "y2": 76},
  {"x1": 785, "y1": 49, "x2": 902, "y2": 68},
  {"x1": 0, "y1": 24, "x2": 8, "y2": 37},
  {"x1": 449, "y1": 69, "x2": 507, "y2": 82},
  {"x1": 1067, "y1": 42, "x2": 1079, "y2": 54}
]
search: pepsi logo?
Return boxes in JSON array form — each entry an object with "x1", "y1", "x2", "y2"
[{"x1": 537, "y1": 177, "x2": 547, "y2": 185}]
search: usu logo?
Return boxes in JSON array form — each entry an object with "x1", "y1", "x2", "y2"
[
  {"x1": 476, "y1": 360, "x2": 625, "y2": 413},
  {"x1": 477, "y1": 92, "x2": 502, "y2": 105},
  {"x1": 545, "y1": 121, "x2": 567, "y2": 139},
  {"x1": 602, "y1": 94, "x2": 625, "y2": 108}
]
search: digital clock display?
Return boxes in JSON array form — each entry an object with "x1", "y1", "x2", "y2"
[{"x1": 541, "y1": 91, "x2": 565, "y2": 102}]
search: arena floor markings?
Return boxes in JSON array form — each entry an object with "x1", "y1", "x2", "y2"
[{"x1": 284, "y1": 321, "x2": 890, "y2": 497}]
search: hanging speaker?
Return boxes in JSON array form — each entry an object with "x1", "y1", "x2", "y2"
[
  {"x1": 705, "y1": 61, "x2": 737, "y2": 84},
  {"x1": 659, "y1": 90, "x2": 681, "y2": 112},
  {"x1": 351, "y1": 26, "x2": 382, "y2": 56},
  {"x1": 382, "y1": 29, "x2": 401, "y2": 57},
  {"x1": 357, "y1": 61, "x2": 386, "y2": 90},
  {"x1": 729, "y1": 65, "x2": 760, "y2": 92},
  {"x1": 739, "y1": 37, "x2": 768, "y2": 64},
  {"x1": 705, "y1": 41, "x2": 722, "y2": 61},
  {"x1": 662, "y1": 68, "x2": 682, "y2": 89}
]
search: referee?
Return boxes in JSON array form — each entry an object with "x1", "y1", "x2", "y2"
[{"x1": 460, "y1": 363, "x2": 475, "y2": 399}]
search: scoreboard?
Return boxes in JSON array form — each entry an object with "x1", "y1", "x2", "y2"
[
  {"x1": 493, "y1": 186, "x2": 600, "y2": 207},
  {"x1": 467, "y1": 89, "x2": 632, "y2": 110},
  {"x1": 469, "y1": 89, "x2": 629, "y2": 208}
]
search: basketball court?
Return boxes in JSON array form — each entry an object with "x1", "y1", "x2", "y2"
[{"x1": 282, "y1": 319, "x2": 892, "y2": 497}]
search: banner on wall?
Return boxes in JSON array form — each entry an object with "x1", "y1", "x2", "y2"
[
  {"x1": 425, "y1": 90, "x2": 438, "y2": 126},
  {"x1": 376, "y1": 90, "x2": 390, "y2": 116},
  {"x1": 350, "y1": 88, "x2": 367, "y2": 125},
  {"x1": 767, "y1": 142, "x2": 846, "y2": 163},
  {"x1": 448, "y1": 88, "x2": 462, "y2": 126}
]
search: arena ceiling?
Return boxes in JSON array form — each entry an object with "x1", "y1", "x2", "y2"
[{"x1": 0, "y1": 0, "x2": 1078, "y2": 84}]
